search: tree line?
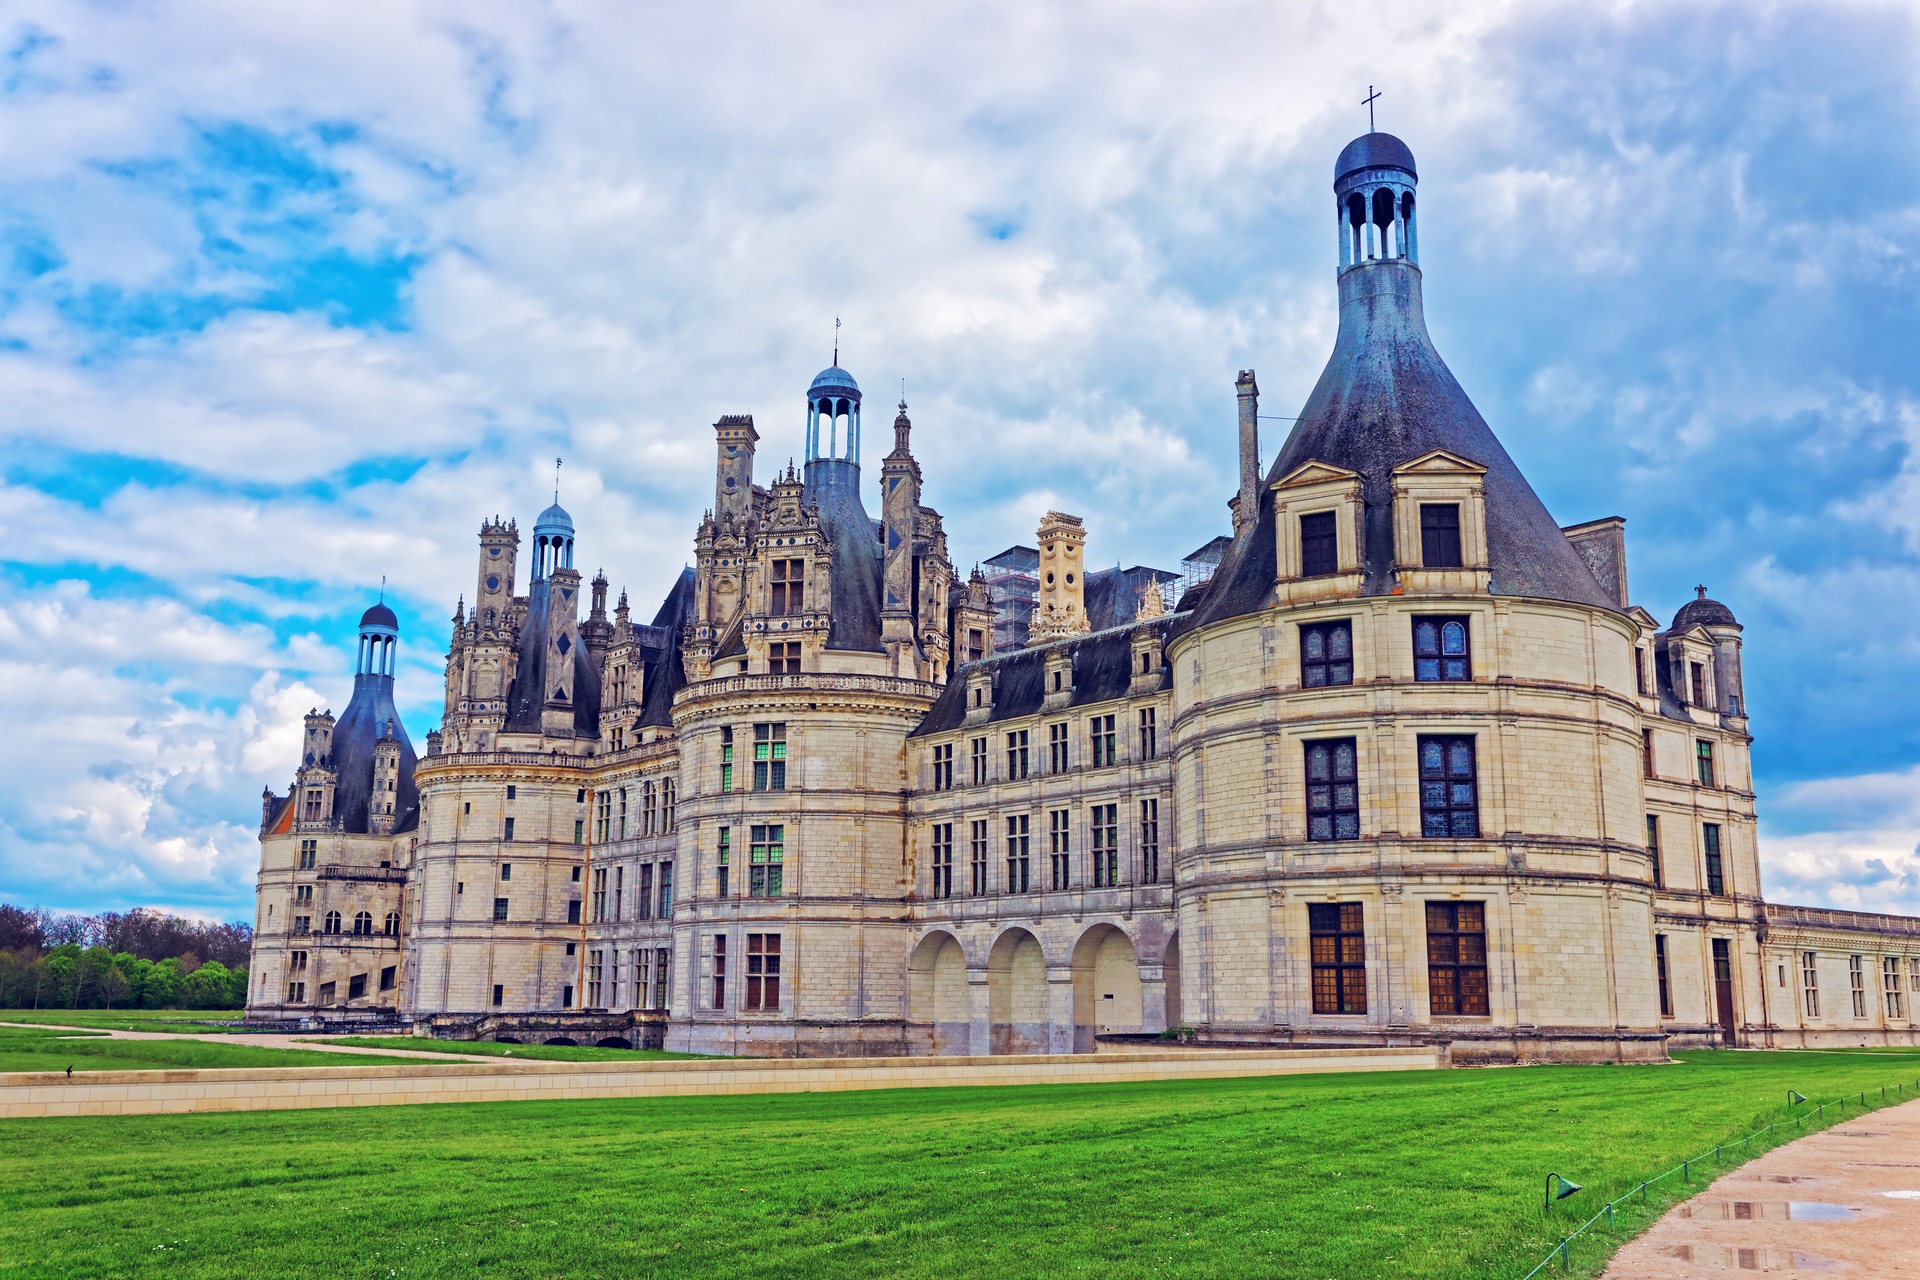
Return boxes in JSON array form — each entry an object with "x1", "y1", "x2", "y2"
[{"x1": 0, "y1": 904, "x2": 252, "y2": 1010}]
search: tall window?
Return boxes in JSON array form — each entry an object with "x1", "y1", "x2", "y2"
[
  {"x1": 932, "y1": 743, "x2": 954, "y2": 791},
  {"x1": 931, "y1": 823, "x2": 953, "y2": 899},
  {"x1": 1802, "y1": 951, "x2": 1820, "y2": 1017},
  {"x1": 1695, "y1": 740, "x2": 1715, "y2": 787},
  {"x1": 638, "y1": 864, "x2": 654, "y2": 920},
  {"x1": 1642, "y1": 729, "x2": 1655, "y2": 779},
  {"x1": 720, "y1": 728, "x2": 734, "y2": 793},
  {"x1": 1300, "y1": 511, "x2": 1338, "y2": 577},
  {"x1": 1689, "y1": 662, "x2": 1707, "y2": 707},
  {"x1": 1305, "y1": 738, "x2": 1360, "y2": 842},
  {"x1": 587, "y1": 950, "x2": 604, "y2": 1007},
  {"x1": 1419, "y1": 503, "x2": 1463, "y2": 567},
  {"x1": 1418, "y1": 736, "x2": 1479, "y2": 838},
  {"x1": 492, "y1": 898, "x2": 508, "y2": 923},
  {"x1": 595, "y1": 791, "x2": 612, "y2": 842},
  {"x1": 353, "y1": 911, "x2": 374, "y2": 936},
  {"x1": 1138, "y1": 708, "x2": 1157, "y2": 760},
  {"x1": 1090, "y1": 715, "x2": 1116, "y2": 768},
  {"x1": 613, "y1": 866, "x2": 624, "y2": 922},
  {"x1": 1049, "y1": 809, "x2": 1072, "y2": 890},
  {"x1": 1139, "y1": 799, "x2": 1160, "y2": 885},
  {"x1": 303, "y1": 789, "x2": 324, "y2": 822},
  {"x1": 746, "y1": 934, "x2": 781, "y2": 1011},
  {"x1": 1425, "y1": 902, "x2": 1488, "y2": 1015},
  {"x1": 657, "y1": 861, "x2": 673, "y2": 916},
  {"x1": 1048, "y1": 723, "x2": 1069, "y2": 774},
  {"x1": 716, "y1": 827, "x2": 731, "y2": 898},
  {"x1": 1635, "y1": 649, "x2": 1649, "y2": 696},
  {"x1": 768, "y1": 641, "x2": 801, "y2": 674},
  {"x1": 1703, "y1": 823, "x2": 1724, "y2": 896},
  {"x1": 749, "y1": 824, "x2": 783, "y2": 897},
  {"x1": 970, "y1": 737, "x2": 988, "y2": 785},
  {"x1": 574, "y1": 819, "x2": 585, "y2": 845},
  {"x1": 1655, "y1": 935, "x2": 1673, "y2": 1016},
  {"x1": 967, "y1": 628, "x2": 985, "y2": 663},
  {"x1": 1646, "y1": 815, "x2": 1663, "y2": 888},
  {"x1": 1006, "y1": 815, "x2": 1030, "y2": 892},
  {"x1": 618, "y1": 787, "x2": 628, "y2": 839},
  {"x1": 1884, "y1": 956, "x2": 1904, "y2": 1020},
  {"x1": 643, "y1": 780, "x2": 657, "y2": 834},
  {"x1": 754, "y1": 723, "x2": 787, "y2": 791},
  {"x1": 503, "y1": 816, "x2": 515, "y2": 841},
  {"x1": 1090, "y1": 804, "x2": 1119, "y2": 887},
  {"x1": 384, "y1": 912, "x2": 400, "y2": 937},
  {"x1": 969, "y1": 819, "x2": 989, "y2": 895},
  {"x1": 1300, "y1": 621, "x2": 1354, "y2": 688},
  {"x1": 298, "y1": 839, "x2": 317, "y2": 870},
  {"x1": 712, "y1": 935, "x2": 727, "y2": 1010},
  {"x1": 661, "y1": 780, "x2": 674, "y2": 832},
  {"x1": 654, "y1": 946, "x2": 671, "y2": 1010},
  {"x1": 1851, "y1": 955, "x2": 1867, "y2": 1018},
  {"x1": 1309, "y1": 903, "x2": 1367, "y2": 1015},
  {"x1": 1413, "y1": 617, "x2": 1470, "y2": 682},
  {"x1": 1007, "y1": 730, "x2": 1030, "y2": 780},
  {"x1": 1911, "y1": 958, "x2": 1920, "y2": 1011},
  {"x1": 592, "y1": 868, "x2": 609, "y2": 922},
  {"x1": 771, "y1": 559, "x2": 805, "y2": 615}
]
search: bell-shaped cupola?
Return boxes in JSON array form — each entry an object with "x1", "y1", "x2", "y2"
[{"x1": 531, "y1": 502, "x2": 574, "y2": 583}]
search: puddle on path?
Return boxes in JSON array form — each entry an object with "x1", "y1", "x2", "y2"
[
  {"x1": 1678, "y1": 1202, "x2": 1863, "y2": 1222},
  {"x1": 1660, "y1": 1244, "x2": 1845, "y2": 1270}
]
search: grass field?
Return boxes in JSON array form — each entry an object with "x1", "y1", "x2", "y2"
[
  {"x1": 313, "y1": 1036, "x2": 709, "y2": 1062},
  {"x1": 0, "y1": 1025, "x2": 364, "y2": 1073},
  {"x1": 0, "y1": 1009, "x2": 245, "y2": 1034},
  {"x1": 4, "y1": 1049, "x2": 1920, "y2": 1279}
]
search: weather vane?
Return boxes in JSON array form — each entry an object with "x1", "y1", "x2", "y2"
[
  {"x1": 554, "y1": 456, "x2": 562, "y2": 502},
  {"x1": 379, "y1": 574, "x2": 386, "y2": 603},
  {"x1": 833, "y1": 317, "x2": 841, "y2": 366},
  {"x1": 1364, "y1": 85, "x2": 1382, "y2": 132}
]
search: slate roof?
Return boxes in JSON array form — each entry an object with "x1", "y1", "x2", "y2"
[
  {"x1": 633, "y1": 568, "x2": 694, "y2": 729},
  {"x1": 804, "y1": 458, "x2": 885, "y2": 653},
  {"x1": 1173, "y1": 248, "x2": 1620, "y2": 641},
  {"x1": 1673, "y1": 591, "x2": 1739, "y2": 631},
  {"x1": 912, "y1": 615, "x2": 1178, "y2": 737},
  {"x1": 1085, "y1": 564, "x2": 1178, "y2": 631},
  {"x1": 328, "y1": 671, "x2": 419, "y2": 834},
  {"x1": 503, "y1": 581, "x2": 602, "y2": 738}
]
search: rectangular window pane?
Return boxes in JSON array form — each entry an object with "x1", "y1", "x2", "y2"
[
  {"x1": 1417, "y1": 735, "x2": 1478, "y2": 838},
  {"x1": 1703, "y1": 823, "x2": 1724, "y2": 896},
  {"x1": 1419, "y1": 503, "x2": 1463, "y2": 568},
  {"x1": 1304, "y1": 737, "x2": 1360, "y2": 842},
  {"x1": 1006, "y1": 814, "x2": 1030, "y2": 893},
  {"x1": 1425, "y1": 901, "x2": 1489, "y2": 1016},
  {"x1": 1300, "y1": 511, "x2": 1338, "y2": 577},
  {"x1": 1308, "y1": 902, "x2": 1367, "y2": 1014}
]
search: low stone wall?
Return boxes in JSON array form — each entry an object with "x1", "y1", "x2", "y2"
[{"x1": 0, "y1": 1045, "x2": 1439, "y2": 1119}]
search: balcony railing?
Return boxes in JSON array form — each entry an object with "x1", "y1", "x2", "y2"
[
  {"x1": 1766, "y1": 903, "x2": 1920, "y2": 936},
  {"x1": 317, "y1": 864, "x2": 408, "y2": 884},
  {"x1": 675, "y1": 671, "x2": 940, "y2": 705}
]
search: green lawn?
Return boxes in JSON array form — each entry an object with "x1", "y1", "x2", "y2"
[
  {"x1": 312, "y1": 1035, "x2": 709, "y2": 1062},
  {"x1": 0, "y1": 1009, "x2": 246, "y2": 1034},
  {"x1": 0, "y1": 1025, "x2": 367, "y2": 1073},
  {"x1": 3, "y1": 1049, "x2": 1919, "y2": 1278}
]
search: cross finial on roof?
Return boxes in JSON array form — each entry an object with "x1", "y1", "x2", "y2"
[
  {"x1": 1364, "y1": 85, "x2": 1382, "y2": 133},
  {"x1": 1696, "y1": 584, "x2": 1708, "y2": 599}
]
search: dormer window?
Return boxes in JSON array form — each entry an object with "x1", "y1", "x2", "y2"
[
  {"x1": 771, "y1": 559, "x2": 805, "y2": 615},
  {"x1": 1419, "y1": 504, "x2": 1462, "y2": 568},
  {"x1": 1690, "y1": 662, "x2": 1707, "y2": 707},
  {"x1": 1300, "y1": 512, "x2": 1338, "y2": 577}
]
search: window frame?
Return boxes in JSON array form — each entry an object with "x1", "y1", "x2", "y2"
[
  {"x1": 1412, "y1": 616, "x2": 1471, "y2": 683},
  {"x1": 1090, "y1": 803, "x2": 1119, "y2": 887},
  {"x1": 1139, "y1": 798, "x2": 1160, "y2": 885},
  {"x1": 1417, "y1": 735, "x2": 1480, "y2": 839},
  {"x1": 753, "y1": 722, "x2": 788, "y2": 791},
  {"x1": 1702, "y1": 823, "x2": 1725, "y2": 896},
  {"x1": 1299, "y1": 510, "x2": 1339, "y2": 578},
  {"x1": 1048, "y1": 809, "x2": 1072, "y2": 890},
  {"x1": 1308, "y1": 902, "x2": 1367, "y2": 1015},
  {"x1": 1007, "y1": 729, "x2": 1030, "y2": 780},
  {"x1": 1300, "y1": 619, "x2": 1354, "y2": 689},
  {"x1": 930, "y1": 822, "x2": 954, "y2": 899},
  {"x1": 969, "y1": 819, "x2": 989, "y2": 896},
  {"x1": 1137, "y1": 707, "x2": 1157, "y2": 760},
  {"x1": 745, "y1": 933, "x2": 781, "y2": 1011},
  {"x1": 931, "y1": 742, "x2": 954, "y2": 791},
  {"x1": 749, "y1": 824, "x2": 785, "y2": 897},
  {"x1": 1424, "y1": 901, "x2": 1489, "y2": 1016},
  {"x1": 1645, "y1": 814, "x2": 1663, "y2": 888},
  {"x1": 1802, "y1": 951, "x2": 1820, "y2": 1017},
  {"x1": 1006, "y1": 814, "x2": 1030, "y2": 893},
  {"x1": 1695, "y1": 739, "x2": 1716, "y2": 787},
  {"x1": 1418, "y1": 502, "x2": 1464, "y2": 568},
  {"x1": 1089, "y1": 714, "x2": 1116, "y2": 768},
  {"x1": 1304, "y1": 737, "x2": 1361, "y2": 842},
  {"x1": 1655, "y1": 934, "x2": 1673, "y2": 1017}
]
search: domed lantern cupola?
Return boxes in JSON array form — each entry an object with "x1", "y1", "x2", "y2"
[
  {"x1": 805, "y1": 362, "x2": 862, "y2": 465},
  {"x1": 356, "y1": 599, "x2": 399, "y2": 678},
  {"x1": 531, "y1": 501, "x2": 575, "y2": 583},
  {"x1": 1334, "y1": 132, "x2": 1418, "y2": 272}
]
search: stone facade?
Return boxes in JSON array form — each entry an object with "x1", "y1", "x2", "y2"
[{"x1": 248, "y1": 131, "x2": 1920, "y2": 1060}]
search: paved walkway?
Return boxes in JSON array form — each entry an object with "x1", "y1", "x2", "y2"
[
  {"x1": 1604, "y1": 1095, "x2": 1920, "y2": 1277},
  {"x1": 21, "y1": 1022, "x2": 501, "y2": 1063}
]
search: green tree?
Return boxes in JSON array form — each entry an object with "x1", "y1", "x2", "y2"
[
  {"x1": 144, "y1": 957, "x2": 185, "y2": 1009},
  {"x1": 99, "y1": 965, "x2": 130, "y2": 1009},
  {"x1": 183, "y1": 960, "x2": 234, "y2": 1010},
  {"x1": 45, "y1": 952, "x2": 78, "y2": 1009}
]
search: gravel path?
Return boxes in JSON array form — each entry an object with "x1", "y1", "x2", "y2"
[
  {"x1": 1604, "y1": 1094, "x2": 1920, "y2": 1277},
  {"x1": 20, "y1": 1022, "x2": 501, "y2": 1064}
]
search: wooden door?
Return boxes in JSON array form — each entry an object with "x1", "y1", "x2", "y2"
[{"x1": 1712, "y1": 938, "x2": 1737, "y2": 1045}]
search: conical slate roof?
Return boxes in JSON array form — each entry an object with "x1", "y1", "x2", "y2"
[{"x1": 1176, "y1": 147, "x2": 1618, "y2": 636}]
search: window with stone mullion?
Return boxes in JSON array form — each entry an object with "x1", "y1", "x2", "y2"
[
  {"x1": 1418, "y1": 735, "x2": 1479, "y2": 837},
  {"x1": 1305, "y1": 738, "x2": 1360, "y2": 841}
]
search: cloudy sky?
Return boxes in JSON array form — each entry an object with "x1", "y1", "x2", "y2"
[{"x1": 1, "y1": 0, "x2": 1917, "y2": 921}]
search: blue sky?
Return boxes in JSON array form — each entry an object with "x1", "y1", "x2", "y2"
[{"x1": 1, "y1": 0, "x2": 1918, "y2": 920}]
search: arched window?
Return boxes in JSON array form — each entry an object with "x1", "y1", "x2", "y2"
[
  {"x1": 353, "y1": 911, "x2": 374, "y2": 936},
  {"x1": 1413, "y1": 617, "x2": 1471, "y2": 682},
  {"x1": 324, "y1": 910, "x2": 342, "y2": 935},
  {"x1": 1300, "y1": 621, "x2": 1353, "y2": 688},
  {"x1": 384, "y1": 912, "x2": 400, "y2": 937}
]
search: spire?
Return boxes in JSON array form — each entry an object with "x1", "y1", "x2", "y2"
[{"x1": 891, "y1": 399, "x2": 912, "y2": 457}]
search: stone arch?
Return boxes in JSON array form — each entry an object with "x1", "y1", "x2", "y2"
[
  {"x1": 1164, "y1": 931, "x2": 1183, "y2": 1030},
  {"x1": 986, "y1": 927, "x2": 1048, "y2": 1055},
  {"x1": 1071, "y1": 923, "x2": 1144, "y2": 1052},
  {"x1": 908, "y1": 930, "x2": 970, "y2": 1055}
]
